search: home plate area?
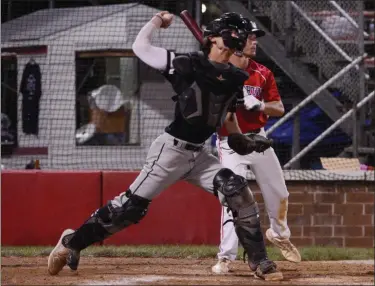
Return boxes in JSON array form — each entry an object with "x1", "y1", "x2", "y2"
[{"x1": 2, "y1": 257, "x2": 374, "y2": 285}]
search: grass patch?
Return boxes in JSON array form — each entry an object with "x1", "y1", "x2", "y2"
[{"x1": 1, "y1": 245, "x2": 373, "y2": 261}]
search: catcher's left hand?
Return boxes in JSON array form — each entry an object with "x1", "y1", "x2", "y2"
[{"x1": 228, "y1": 133, "x2": 273, "y2": 155}]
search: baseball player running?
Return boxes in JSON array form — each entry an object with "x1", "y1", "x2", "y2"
[
  {"x1": 212, "y1": 20, "x2": 301, "y2": 274},
  {"x1": 48, "y1": 12, "x2": 283, "y2": 281}
]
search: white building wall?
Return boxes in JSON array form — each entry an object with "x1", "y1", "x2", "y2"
[{"x1": 2, "y1": 5, "x2": 197, "y2": 170}]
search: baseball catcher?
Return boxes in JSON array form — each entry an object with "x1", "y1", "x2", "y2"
[{"x1": 47, "y1": 11, "x2": 282, "y2": 281}]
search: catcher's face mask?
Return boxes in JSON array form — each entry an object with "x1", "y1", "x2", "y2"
[{"x1": 219, "y1": 29, "x2": 247, "y2": 51}]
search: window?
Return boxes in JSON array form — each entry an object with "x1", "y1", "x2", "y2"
[{"x1": 75, "y1": 51, "x2": 140, "y2": 146}]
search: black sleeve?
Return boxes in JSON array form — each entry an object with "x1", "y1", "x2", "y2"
[{"x1": 162, "y1": 50, "x2": 185, "y2": 83}]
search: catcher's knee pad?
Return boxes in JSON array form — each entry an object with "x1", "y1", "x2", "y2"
[
  {"x1": 93, "y1": 190, "x2": 151, "y2": 234},
  {"x1": 213, "y1": 168, "x2": 256, "y2": 210},
  {"x1": 63, "y1": 190, "x2": 151, "y2": 251},
  {"x1": 213, "y1": 168, "x2": 268, "y2": 265}
]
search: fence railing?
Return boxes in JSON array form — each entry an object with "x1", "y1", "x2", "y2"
[
  {"x1": 249, "y1": 0, "x2": 373, "y2": 170},
  {"x1": 252, "y1": 0, "x2": 366, "y2": 103},
  {"x1": 265, "y1": 53, "x2": 367, "y2": 136},
  {"x1": 284, "y1": 90, "x2": 375, "y2": 169}
]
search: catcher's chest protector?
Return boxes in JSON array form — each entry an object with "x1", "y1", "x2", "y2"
[{"x1": 174, "y1": 52, "x2": 247, "y2": 128}]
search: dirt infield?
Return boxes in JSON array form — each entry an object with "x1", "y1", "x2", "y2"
[{"x1": 2, "y1": 257, "x2": 374, "y2": 285}]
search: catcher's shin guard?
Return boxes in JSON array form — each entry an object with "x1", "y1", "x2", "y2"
[
  {"x1": 62, "y1": 190, "x2": 151, "y2": 251},
  {"x1": 214, "y1": 168, "x2": 268, "y2": 266}
]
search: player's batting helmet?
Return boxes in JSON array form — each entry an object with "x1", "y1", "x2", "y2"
[{"x1": 243, "y1": 18, "x2": 265, "y2": 38}]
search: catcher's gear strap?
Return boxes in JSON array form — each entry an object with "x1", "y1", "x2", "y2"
[
  {"x1": 228, "y1": 133, "x2": 272, "y2": 155},
  {"x1": 63, "y1": 191, "x2": 151, "y2": 252},
  {"x1": 107, "y1": 191, "x2": 151, "y2": 230},
  {"x1": 213, "y1": 168, "x2": 268, "y2": 266}
]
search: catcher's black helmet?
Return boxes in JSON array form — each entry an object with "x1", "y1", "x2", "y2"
[
  {"x1": 203, "y1": 12, "x2": 248, "y2": 51},
  {"x1": 203, "y1": 12, "x2": 247, "y2": 38}
]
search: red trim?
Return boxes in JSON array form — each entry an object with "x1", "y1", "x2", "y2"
[
  {"x1": 1, "y1": 54, "x2": 17, "y2": 59},
  {"x1": 1, "y1": 45, "x2": 47, "y2": 55},
  {"x1": 13, "y1": 147, "x2": 48, "y2": 156},
  {"x1": 365, "y1": 57, "x2": 374, "y2": 68}
]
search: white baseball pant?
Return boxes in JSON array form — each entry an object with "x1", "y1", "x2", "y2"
[{"x1": 216, "y1": 128, "x2": 290, "y2": 261}]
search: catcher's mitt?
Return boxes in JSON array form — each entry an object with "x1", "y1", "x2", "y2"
[{"x1": 228, "y1": 133, "x2": 273, "y2": 155}]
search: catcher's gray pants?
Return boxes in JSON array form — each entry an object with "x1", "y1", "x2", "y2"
[{"x1": 111, "y1": 132, "x2": 226, "y2": 208}]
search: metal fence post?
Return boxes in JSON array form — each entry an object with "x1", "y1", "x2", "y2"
[
  {"x1": 358, "y1": 0, "x2": 366, "y2": 147},
  {"x1": 49, "y1": 0, "x2": 55, "y2": 9},
  {"x1": 285, "y1": 1, "x2": 293, "y2": 56},
  {"x1": 7, "y1": 0, "x2": 12, "y2": 21},
  {"x1": 352, "y1": 98, "x2": 358, "y2": 158}
]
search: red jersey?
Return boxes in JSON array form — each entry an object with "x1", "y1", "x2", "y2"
[{"x1": 219, "y1": 59, "x2": 281, "y2": 136}]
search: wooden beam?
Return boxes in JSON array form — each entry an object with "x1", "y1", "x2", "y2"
[
  {"x1": 1, "y1": 45, "x2": 48, "y2": 55},
  {"x1": 76, "y1": 50, "x2": 135, "y2": 58}
]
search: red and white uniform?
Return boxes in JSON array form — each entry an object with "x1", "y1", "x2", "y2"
[
  {"x1": 220, "y1": 59, "x2": 281, "y2": 135},
  {"x1": 216, "y1": 59, "x2": 290, "y2": 261}
]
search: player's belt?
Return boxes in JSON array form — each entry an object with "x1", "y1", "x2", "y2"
[
  {"x1": 173, "y1": 138, "x2": 203, "y2": 152},
  {"x1": 219, "y1": 129, "x2": 261, "y2": 141}
]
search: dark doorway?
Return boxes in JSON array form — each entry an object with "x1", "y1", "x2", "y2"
[{"x1": 1, "y1": 55, "x2": 18, "y2": 155}]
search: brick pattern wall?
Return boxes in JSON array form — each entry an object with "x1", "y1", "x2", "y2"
[{"x1": 250, "y1": 181, "x2": 374, "y2": 247}]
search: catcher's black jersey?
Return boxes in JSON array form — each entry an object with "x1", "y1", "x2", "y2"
[{"x1": 162, "y1": 51, "x2": 248, "y2": 144}]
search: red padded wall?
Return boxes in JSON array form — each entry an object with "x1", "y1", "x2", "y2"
[
  {"x1": 102, "y1": 172, "x2": 221, "y2": 245},
  {"x1": 1, "y1": 171, "x2": 101, "y2": 246},
  {"x1": 1, "y1": 171, "x2": 221, "y2": 245}
]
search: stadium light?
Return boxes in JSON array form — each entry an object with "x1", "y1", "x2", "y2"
[{"x1": 202, "y1": 3, "x2": 207, "y2": 13}]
